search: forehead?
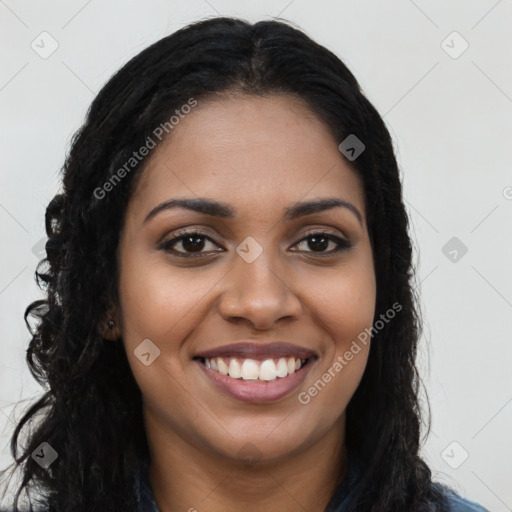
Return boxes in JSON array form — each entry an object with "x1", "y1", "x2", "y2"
[{"x1": 128, "y1": 93, "x2": 366, "y2": 223}]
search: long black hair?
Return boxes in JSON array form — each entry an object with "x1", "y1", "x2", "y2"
[{"x1": 1, "y1": 16, "x2": 452, "y2": 511}]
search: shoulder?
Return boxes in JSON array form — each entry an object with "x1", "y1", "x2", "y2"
[
  {"x1": 431, "y1": 481, "x2": 489, "y2": 512},
  {"x1": 444, "y1": 490, "x2": 489, "y2": 512}
]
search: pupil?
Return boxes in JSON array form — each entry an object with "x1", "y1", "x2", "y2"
[
  {"x1": 183, "y1": 236, "x2": 204, "y2": 252},
  {"x1": 309, "y1": 235, "x2": 328, "y2": 252}
]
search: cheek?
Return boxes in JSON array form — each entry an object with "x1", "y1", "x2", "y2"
[
  {"x1": 117, "y1": 250, "x2": 217, "y2": 347},
  {"x1": 116, "y1": 253, "x2": 212, "y2": 415},
  {"x1": 297, "y1": 256, "x2": 376, "y2": 407},
  {"x1": 306, "y1": 260, "x2": 376, "y2": 348},
  {"x1": 296, "y1": 291, "x2": 373, "y2": 430}
]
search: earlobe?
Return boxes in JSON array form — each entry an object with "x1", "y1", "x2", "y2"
[{"x1": 99, "y1": 309, "x2": 122, "y2": 340}]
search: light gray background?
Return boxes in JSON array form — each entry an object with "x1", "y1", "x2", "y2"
[{"x1": 1, "y1": 1, "x2": 511, "y2": 510}]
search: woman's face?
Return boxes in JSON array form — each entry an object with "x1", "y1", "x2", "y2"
[{"x1": 117, "y1": 94, "x2": 376, "y2": 464}]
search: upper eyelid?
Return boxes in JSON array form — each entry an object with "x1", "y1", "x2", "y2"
[{"x1": 165, "y1": 226, "x2": 348, "y2": 240}]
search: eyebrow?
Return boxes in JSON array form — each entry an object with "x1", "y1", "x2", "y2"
[{"x1": 143, "y1": 197, "x2": 363, "y2": 226}]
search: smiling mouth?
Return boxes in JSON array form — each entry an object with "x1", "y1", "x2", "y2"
[{"x1": 194, "y1": 356, "x2": 314, "y2": 381}]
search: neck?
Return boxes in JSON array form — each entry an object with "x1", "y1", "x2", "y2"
[{"x1": 146, "y1": 413, "x2": 347, "y2": 512}]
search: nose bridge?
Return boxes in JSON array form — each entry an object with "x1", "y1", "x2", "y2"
[
  {"x1": 233, "y1": 242, "x2": 289, "y2": 301},
  {"x1": 217, "y1": 240, "x2": 301, "y2": 326}
]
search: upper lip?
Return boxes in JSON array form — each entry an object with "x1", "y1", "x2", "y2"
[{"x1": 194, "y1": 341, "x2": 317, "y2": 360}]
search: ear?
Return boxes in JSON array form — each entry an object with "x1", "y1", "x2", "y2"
[{"x1": 99, "y1": 306, "x2": 122, "y2": 340}]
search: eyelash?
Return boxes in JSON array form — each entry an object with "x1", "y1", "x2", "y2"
[{"x1": 158, "y1": 229, "x2": 352, "y2": 259}]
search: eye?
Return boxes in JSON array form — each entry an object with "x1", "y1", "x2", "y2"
[
  {"x1": 158, "y1": 229, "x2": 352, "y2": 259},
  {"x1": 291, "y1": 230, "x2": 352, "y2": 256},
  {"x1": 158, "y1": 230, "x2": 223, "y2": 258}
]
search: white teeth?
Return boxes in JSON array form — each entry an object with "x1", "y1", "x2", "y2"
[
  {"x1": 217, "y1": 357, "x2": 229, "y2": 375},
  {"x1": 259, "y1": 359, "x2": 277, "y2": 381},
  {"x1": 228, "y1": 358, "x2": 242, "y2": 378},
  {"x1": 203, "y1": 356, "x2": 308, "y2": 380},
  {"x1": 276, "y1": 357, "x2": 288, "y2": 378},
  {"x1": 241, "y1": 359, "x2": 259, "y2": 380}
]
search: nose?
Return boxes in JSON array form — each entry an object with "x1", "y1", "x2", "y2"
[{"x1": 217, "y1": 248, "x2": 303, "y2": 330}]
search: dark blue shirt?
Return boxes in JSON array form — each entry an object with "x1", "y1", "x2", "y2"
[{"x1": 134, "y1": 460, "x2": 490, "y2": 512}]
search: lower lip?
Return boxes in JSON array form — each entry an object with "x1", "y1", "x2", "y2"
[{"x1": 194, "y1": 358, "x2": 315, "y2": 403}]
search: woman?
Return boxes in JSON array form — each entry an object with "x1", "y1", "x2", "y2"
[{"x1": 0, "y1": 16, "x2": 488, "y2": 512}]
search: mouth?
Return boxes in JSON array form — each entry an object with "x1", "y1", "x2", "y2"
[{"x1": 193, "y1": 355, "x2": 317, "y2": 403}]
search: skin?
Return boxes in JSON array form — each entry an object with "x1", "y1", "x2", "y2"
[{"x1": 114, "y1": 93, "x2": 377, "y2": 512}]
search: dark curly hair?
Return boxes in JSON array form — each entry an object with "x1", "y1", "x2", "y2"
[{"x1": 1, "y1": 16, "x2": 454, "y2": 512}]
